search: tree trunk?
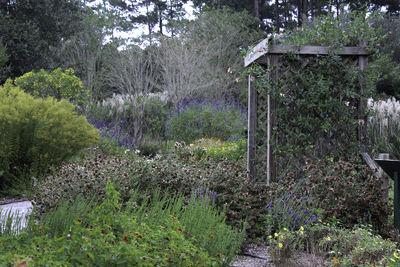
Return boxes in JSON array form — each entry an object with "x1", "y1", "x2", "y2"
[
  {"x1": 297, "y1": 0, "x2": 308, "y2": 27},
  {"x1": 254, "y1": 0, "x2": 259, "y2": 19}
]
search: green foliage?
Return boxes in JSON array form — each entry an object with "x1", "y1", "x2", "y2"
[
  {"x1": 0, "y1": 81, "x2": 99, "y2": 189},
  {"x1": 282, "y1": 10, "x2": 386, "y2": 51},
  {"x1": 0, "y1": 41, "x2": 9, "y2": 82},
  {"x1": 250, "y1": 53, "x2": 369, "y2": 177},
  {"x1": 0, "y1": 183, "x2": 221, "y2": 266},
  {"x1": 268, "y1": 222, "x2": 399, "y2": 266},
  {"x1": 14, "y1": 68, "x2": 89, "y2": 107},
  {"x1": 166, "y1": 100, "x2": 246, "y2": 144},
  {"x1": 142, "y1": 97, "x2": 171, "y2": 140},
  {"x1": 0, "y1": 0, "x2": 84, "y2": 81}
]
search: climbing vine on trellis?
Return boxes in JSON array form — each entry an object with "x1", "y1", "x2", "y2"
[{"x1": 257, "y1": 53, "x2": 373, "y2": 178}]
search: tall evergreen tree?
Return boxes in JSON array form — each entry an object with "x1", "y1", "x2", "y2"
[{"x1": 0, "y1": 0, "x2": 84, "y2": 81}]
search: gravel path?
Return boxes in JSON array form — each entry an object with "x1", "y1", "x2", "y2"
[{"x1": 231, "y1": 244, "x2": 275, "y2": 267}]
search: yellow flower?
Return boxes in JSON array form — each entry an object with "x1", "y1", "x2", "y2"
[
  {"x1": 280, "y1": 235, "x2": 284, "y2": 239},
  {"x1": 278, "y1": 243, "x2": 283, "y2": 248},
  {"x1": 268, "y1": 235, "x2": 272, "y2": 239},
  {"x1": 300, "y1": 226, "x2": 304, "y2": 231},
  {"x1": 327, "y1": 237, "x2": 331, "y2": 241},
  {"x1": 391, "y1": 258, "x2": 396, "y2": 262},
  {"x1": 283, "y1": 228, "x2": 288, "y2": 231},
  {"x1": 274, "y1": 233, "x2": 278, "y2": 237},
  {"x1": 394, "y1": 252, "x2": 400, "y2": 259}
]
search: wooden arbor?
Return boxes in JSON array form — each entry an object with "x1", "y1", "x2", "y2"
[{"x1": 245, "y1": 38, "x2": 369, "y2": 183}]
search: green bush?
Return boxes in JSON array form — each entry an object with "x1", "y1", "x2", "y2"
[
  {"x1": 32, "y1": 149, "x2": 145, "y2": 217},
  {"x1": 279, "y1": 156, "x2": 390, "y2": 231},
  {"x1": 14, "y1": 68, "x2": 89, "y2": 107},
  {"x1": 166, "y1": 99, "x2": 247, "y2": 144},
  {"x1": 1, "y1": 183, "x2": 221, "y2": 266},
  {"x1": 0, "y1": 81, "x2": 98, "y2": 189}
]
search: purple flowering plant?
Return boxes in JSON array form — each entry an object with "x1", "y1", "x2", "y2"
[{"x1": 266, "y1": 191, "x2": 317, "y2": 235}]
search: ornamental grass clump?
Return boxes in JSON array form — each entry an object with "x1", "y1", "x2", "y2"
[
  {"x1": 368, "y1": 97, "x2": 400, "y2": 159},
  {"x1": 166, "y1": 98, "x2": 247, "y2": 143}
]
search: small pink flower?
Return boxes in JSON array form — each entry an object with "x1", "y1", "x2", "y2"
[
  {"x1": 379, "y1": 100, "x2": 383, "y2": 105},
  {"x1": 376, "y1": 43, "x2": 381, "y2": 47},
  {"x1": 358, "y1": 119, "x2": 365, "y2": 125},
  {"x1": 360, "y1": 28, "x2": 364, "y2": 31},
  {"x1": 257, "y1": 48, "x2": 264, "y2": 52},
  {"x1": 389, "y1": 31, "x2": 393, "y2": 35},
  {"x1": 227, "y1": 67, "x2": 233, "y2": 73}
]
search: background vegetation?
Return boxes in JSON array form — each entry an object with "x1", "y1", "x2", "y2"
[{"x1": 1, "y1": 0, "x2": 400, "y2": 266}]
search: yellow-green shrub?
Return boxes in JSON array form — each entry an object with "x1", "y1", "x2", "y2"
[
  {"x1": 0, "y1": 80, "x2": 99, "y2": 187},
  {"x1": 14, "y1": 68, "x2": 89, "y2": 107}
]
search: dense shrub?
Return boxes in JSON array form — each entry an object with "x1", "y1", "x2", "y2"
[
  {"x1": 166, "y1": 99, "x2": 246, "y2": 144},
  {"x1": 14, "y1": 68, "x2": 89, "y2": 107},
  {"x1": 279, "y1": 156, "x2": 390, "y2": 231},
  {"x1": 1, "y1": 183, "x2": 221, "y2": 266},
  {"x1": 0, "y1": 81, "x2": 99, "y2": 189},
  {"x1": 32, "y1": 149, "x2": 146, "y2": 216}
]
